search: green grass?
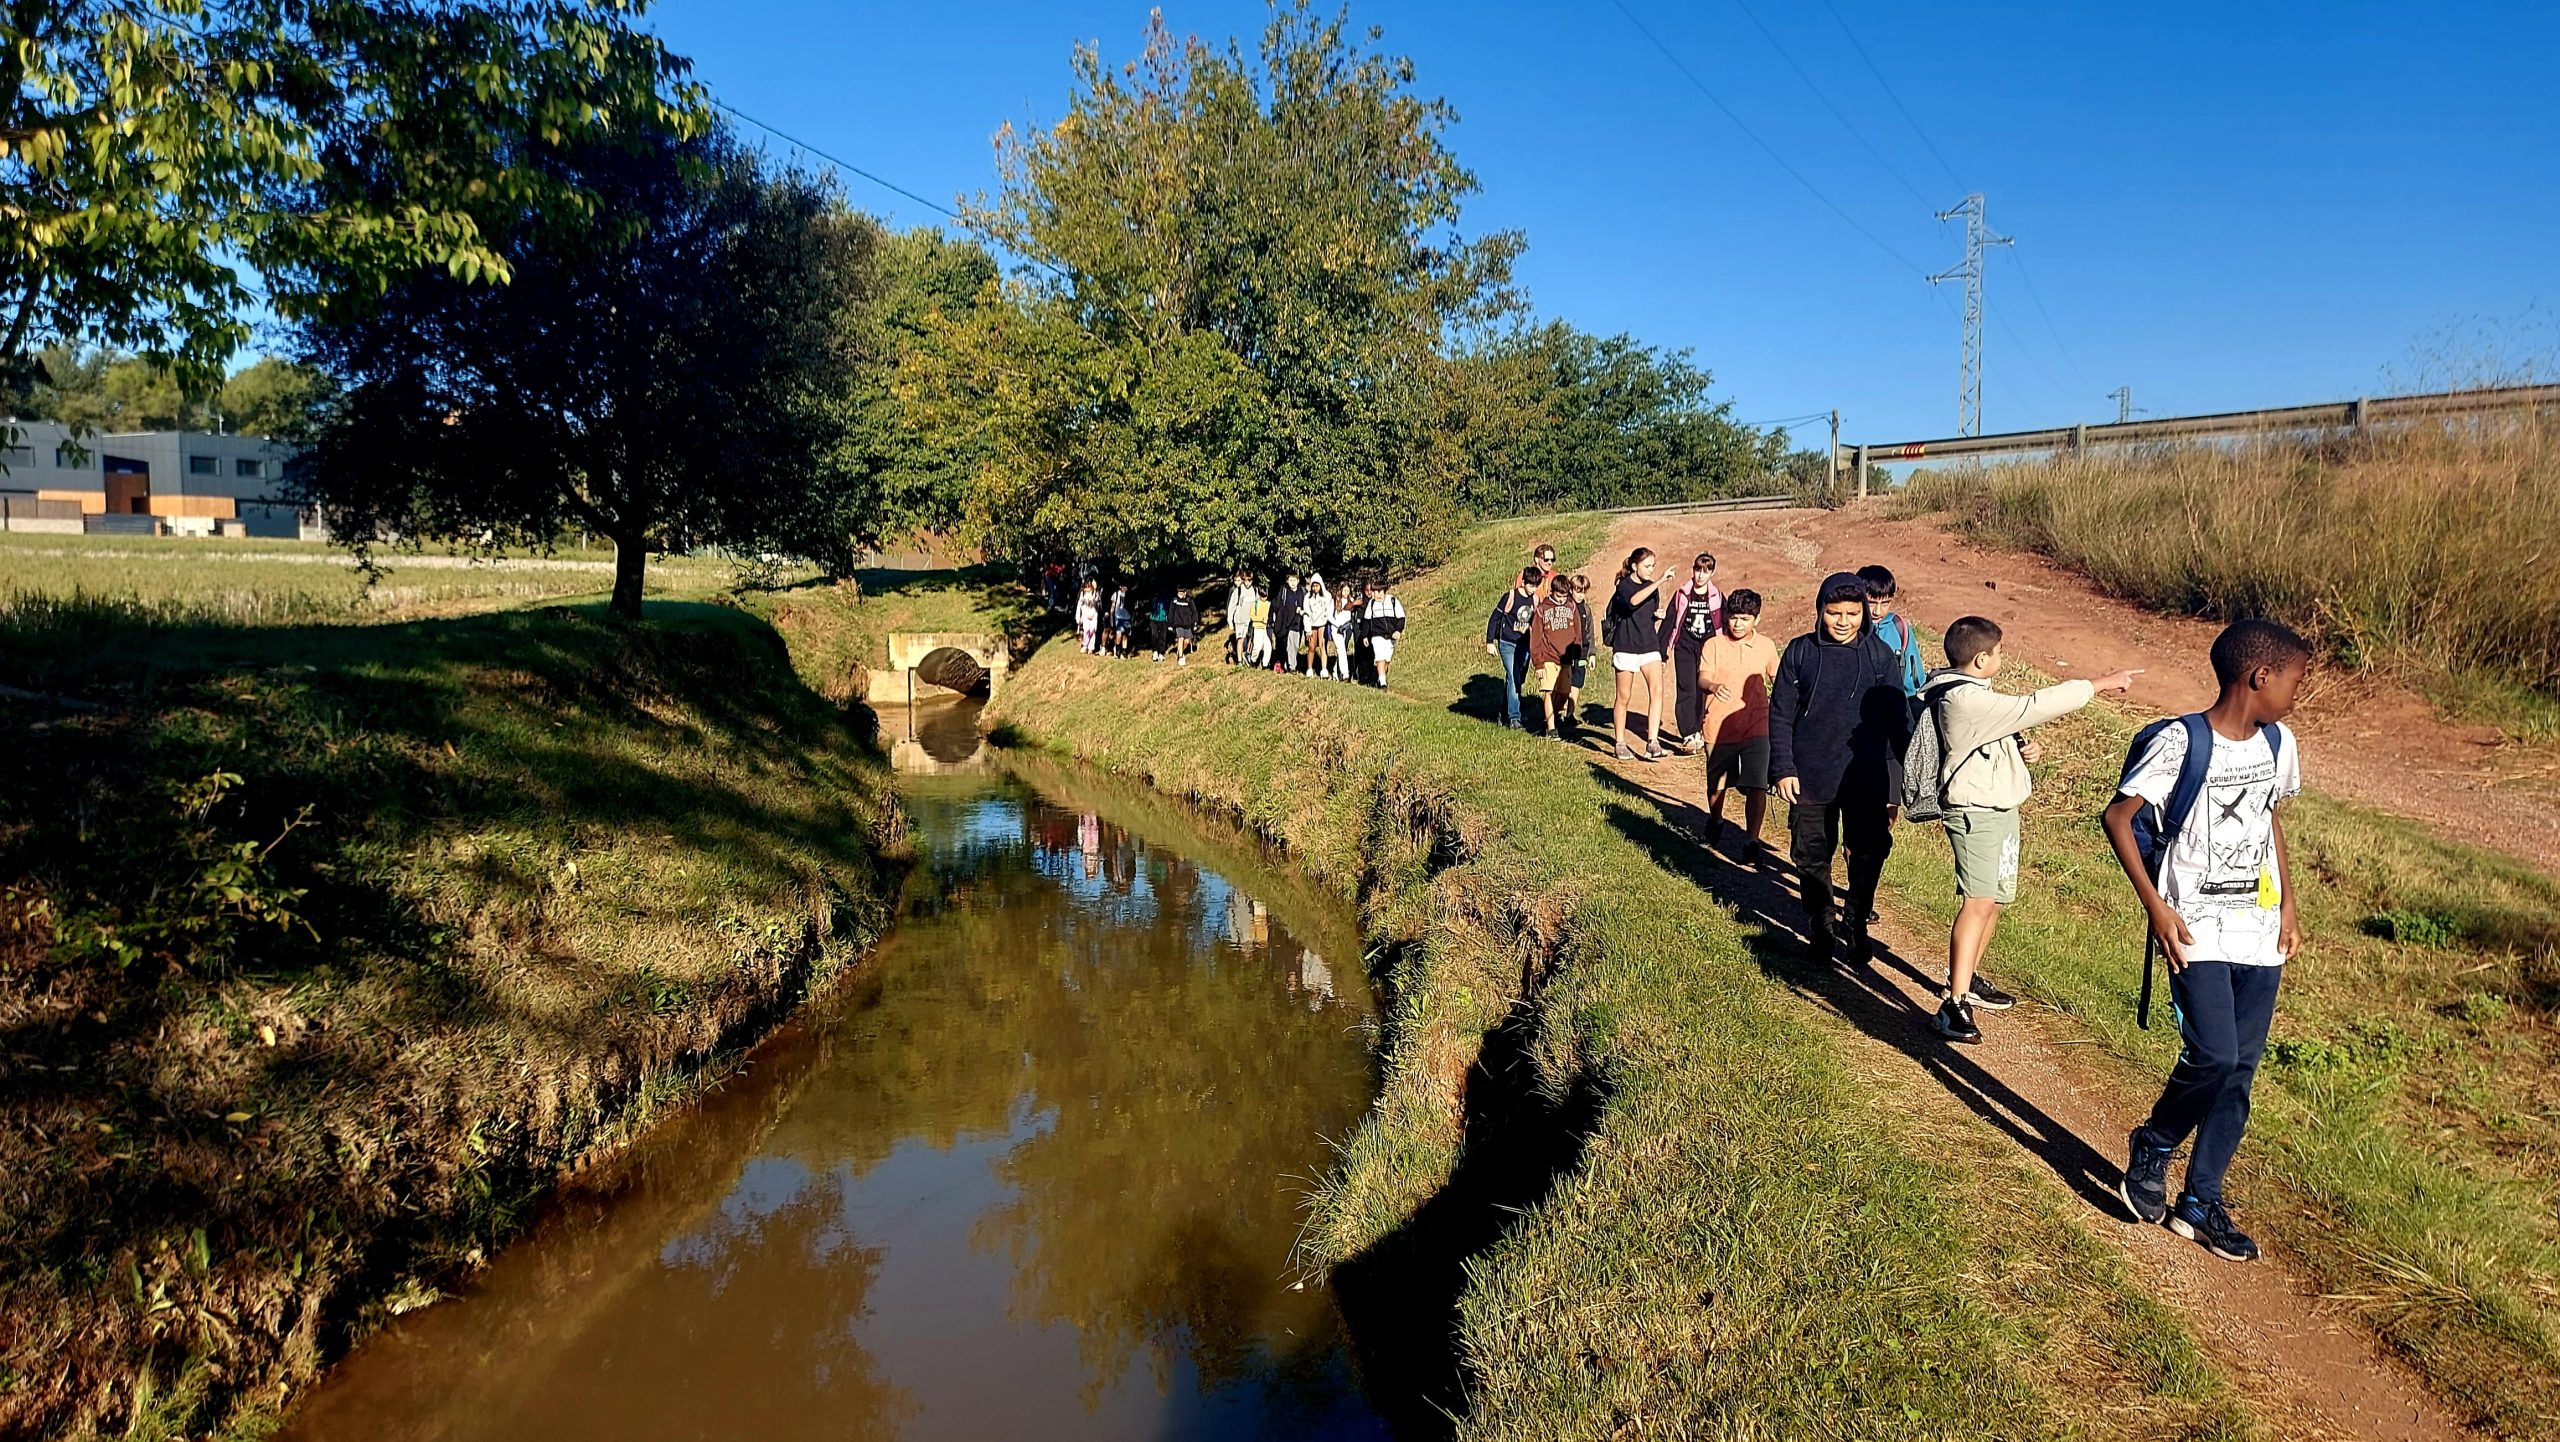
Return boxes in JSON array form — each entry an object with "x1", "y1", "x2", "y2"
[
  {"x1": 1, "y1": 590, "x2": 898, "y2": 1440},
  {"x1": 981, "y1": 515, "x2": 2252, "y2": 1441},
  {"x1": 1860, "y1": 638, "x2": 2560, "y2": 1435},
  {"x1": 0, "y1": 530, "x2": 745, "y2": 623},
  {"x1": 736, "y1": 564, "x2": 1044, "y2": 703}
]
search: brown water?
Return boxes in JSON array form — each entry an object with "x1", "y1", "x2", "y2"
[{"x1": 284, "y1": 716, "x2": 1391, "y2": 1441}]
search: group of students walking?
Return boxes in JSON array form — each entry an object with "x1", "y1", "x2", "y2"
[
  {"x1": 1071, "y1": 571, "x2": 1407, "y2": 684},
  {"x1": 1481, "y1": 538, "x2": 2314, "y2": 1268}
]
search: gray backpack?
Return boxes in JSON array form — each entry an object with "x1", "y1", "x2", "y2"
[{"x1": 1899, "y1": 677, "x2": 1974, "y2": 823}]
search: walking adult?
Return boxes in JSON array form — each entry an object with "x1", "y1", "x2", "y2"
[{"x1": 1606, "y1": 547, "x2": 1672, "y2": 761}]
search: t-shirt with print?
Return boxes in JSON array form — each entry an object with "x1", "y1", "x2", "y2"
[
  {"x1": 2117, "y1": 722, "x2": 2302, "y2": 966},
  {"x1": 1610, "y1": 579, "x2": 1663, "y2": 654}
]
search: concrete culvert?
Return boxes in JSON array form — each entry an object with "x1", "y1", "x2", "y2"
[{"x1": 914, "y1": 646, "x2": 990, "y2": 696}]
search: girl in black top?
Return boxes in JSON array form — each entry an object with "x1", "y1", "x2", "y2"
[{"x1": 1606, "y1": 548, "x2": 1671, "y2": 760}]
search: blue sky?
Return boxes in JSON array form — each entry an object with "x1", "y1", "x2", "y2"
[{"x1": 642, "y1": 0, "x2": 2558, "y2": 448}]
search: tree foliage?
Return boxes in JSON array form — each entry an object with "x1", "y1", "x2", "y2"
[
  {"x1": 294, "y1": 129, "x2": 875, "y2": 617},
  {"x1": 907, "y1": 2, "x2": 1521, "y2": 577},
  {"x1": 1444, "y1": 321, "x2": 1789, "y2": 515},
  {"x1": 4, "y1": 343, "x2": 319, "y2": 434},
  {"x1": 848, "y1": 226, "x2": 1000, "y2": 542},
  {"x1": 0, "y1": 0, "x2": 705, "y2": 386}
]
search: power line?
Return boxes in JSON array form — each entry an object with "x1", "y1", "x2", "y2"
[
  {"x1": 1605, "y1": 0, "x2": 1932, "y2": 280},
  {"x1": 1728, "y1": 0, "x2": 1937, "y2": 214},
  {"x1": 1815, "y1": 0, "x2": 1967, "y2": 195},
  {"x1": 712, "y1": 99, "x2": 1070, "y2": 281},
  {"x1": 2007, "y1": 247, "x2": 2100, "y2": 394}
]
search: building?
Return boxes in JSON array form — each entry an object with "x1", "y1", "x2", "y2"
[{"x1": 1, "y1": 421, "x2": 304, "y2": 537}]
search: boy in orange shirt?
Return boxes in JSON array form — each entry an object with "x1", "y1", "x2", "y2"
[{"x1": 1698, "y1": 589, "x2": 1782, "y2": 856}]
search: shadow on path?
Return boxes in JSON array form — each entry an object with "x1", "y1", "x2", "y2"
[{"x1": 1585, "y1": 761, "x2": 2125, "y2": 1216}]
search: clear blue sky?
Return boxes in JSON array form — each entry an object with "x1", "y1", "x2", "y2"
[{"x1": 642, "y1": 0, "x2": 2558, "y2": 447}]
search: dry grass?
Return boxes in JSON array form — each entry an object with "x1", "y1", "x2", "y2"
[{"x1": 1894, "y1": 418, "x2": 2560, "y2": 736}]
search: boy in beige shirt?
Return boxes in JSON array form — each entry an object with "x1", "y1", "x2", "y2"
[
  {"x1": 1697, "y1": 590, "x2": 1782, "y2": 856},
  {"x1": 1922, "y1": 615, "x2": 2136, "y2": 1042}
]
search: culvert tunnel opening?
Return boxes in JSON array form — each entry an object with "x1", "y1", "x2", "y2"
[{"x1": 913, "y1": 646, "x2": 992, "y2": 697}]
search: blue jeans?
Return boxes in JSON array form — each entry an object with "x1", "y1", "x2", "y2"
[
  {"x1": 1492, "y1": 640, "x2": 1523, "y2": 725},
  {"x1": 2138, "y1": 960, "x2": 2282, "y2": 1204}
]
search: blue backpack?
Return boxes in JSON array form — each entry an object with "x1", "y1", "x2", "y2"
[{"x1": 2117, "y1": 713, "x2": 2284, "y2": 1028}]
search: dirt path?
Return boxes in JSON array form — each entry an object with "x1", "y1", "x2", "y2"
[
  {"x1": 1557, "y1": 523, "x2": 2472, "y2": 1442},
  {"x1": 1590, "y1": 507, "x2": 2560, "y2": 877}
]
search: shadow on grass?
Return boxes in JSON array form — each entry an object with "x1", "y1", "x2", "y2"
[
  {"x1": 1447, "y1": 672, "x2": 1513, "y2": 727},
  {"x1": 1587, "y1": 768, "x2": 2126, "y2": 1217},
  {"x1": 1332, "y1": 1003, "x2": 1609, "y2": 1440}
]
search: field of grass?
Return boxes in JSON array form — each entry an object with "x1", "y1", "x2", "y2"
[
  {"x1": 2, "y1": 584, "x2": 899, "y2": 1437},
  {"x1": 0, "y1": 531, "x2": 748, "y2": 624},
  {"x1": 981, "y1": 517, "x2": 2251, "y2": 1441},
  {"x1": 1892, "y1": 419, "x2": 2560, "y2": 739},
  {"x1": 1864, "y1": 636, "x2": 2560, "y2": 1435}
]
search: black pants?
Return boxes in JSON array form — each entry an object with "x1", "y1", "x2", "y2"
[
  {"x1": 1788, "y1": 800, "x2": 1893, "y2": 936},
  {"x1": 2137, "y1": 960, "x2": 2281, "y2": 1204},
  {"x1": 1672, "y1": 641, "x2": 1707, "y2": 737}
]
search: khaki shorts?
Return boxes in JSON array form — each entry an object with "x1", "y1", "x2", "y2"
[
  {"x1": 1943, "y1": 806, "x2": 2021, "y2": 904},
  {"x1": 1523, "y1": 660, "x2": 1563, "y2": 696}
]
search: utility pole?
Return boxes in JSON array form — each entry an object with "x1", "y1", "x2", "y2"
[
  {"x1": 1827, "y1": 409, "x2": 1841, "y2": 499},
  {"x1": 2109, "y1": 386, "x2": 2134, "y2": 424},
  {"x1": 1929, "y1": 193, "x2": 2011, "y2": 438}
]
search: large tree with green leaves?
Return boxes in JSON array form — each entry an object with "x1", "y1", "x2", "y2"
[
  {"x1": 0, "y1": 0, "x2": 704, "y2": 389},
  {"x1": 294, "y1": 130, "x2": 876, "y2": 617},
  {"x1": 909, "y1": 2, "x2": 1520, "y2": 577},
  {"x1": 1444, "y1": 321, "x2": 1789, "y2": 515}
]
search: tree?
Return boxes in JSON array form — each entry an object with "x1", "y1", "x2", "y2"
[
  {"x1": 0, "y1": 1, "x2": 704, "y2": 389},
  {"x1": 909, "y1": 2, "x2": 1520, "y2": 577},
  {"x1": 849, "y1": 227, "x2": 1001, "y2": 543},
  {"x1": 217, "y1": 356, "x2": 320, "y2": 437},
  {"x1": 294, "y1": 130, "x2": 875, "y2": 618},
  {"x1": 1445, "y1": 321, "x2": 1788, "y2": 514}
]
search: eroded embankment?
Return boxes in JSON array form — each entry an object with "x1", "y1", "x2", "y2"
[
  {"x1": 0, "y1": 601, "x2": 902, "y2": 1441},
  {"x1": 984, "y1": 607, "x2": 2252, "y2": 1441}
]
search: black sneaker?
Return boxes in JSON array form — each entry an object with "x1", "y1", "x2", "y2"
[
  {"x1": 2168, "y1": 1194, "x2": 2260, "y2": 1262},
  {"x1": 1840, "y1": 922, "x2": 1873, "y2": 965},
  {"x1": 1966, "y1": 976, "x2": 2018, "y2": 1010},
  {"x1": 1702, "y1": 815, "x2": 1727, "y2": 844},
  {"x1": 1803, "y1": 917, "x2": 1836, "y2": 966},
  {"x1": 1931, "y1": 996, "x2": 1982, "y2": 1044},
  {"x1": 2119, "y1": 1129, "x2": 2173, "y2": 1224}
]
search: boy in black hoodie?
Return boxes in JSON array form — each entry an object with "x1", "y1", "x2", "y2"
[{"x1": 1770, "y1": 571, "x2": 1911, "y2": 964}]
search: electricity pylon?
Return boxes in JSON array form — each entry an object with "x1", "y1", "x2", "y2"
[{"x1": 1929, "y1": 193, "x2": 2011, "y2": 437}]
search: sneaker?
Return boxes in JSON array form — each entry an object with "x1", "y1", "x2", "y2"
[
  {"x1": 2168, "y1": 1194, "x2": 2260, "y2": 1262},
  {"x1": 1931, "y1": 996, "x2": 1981, "y2": 1044},
  {"x1": 1643, "y1": 743, "x2": 1669, "y2": 761},
  {"x1": 1965, "y1": 976, "x2": 2018, "y2": 1010},
  {"x1": 1804, "y1": 921, "x2": 1836, "y2": 966},
  {"x1": 1614, "y1": 745, "x2": 1637, "y2": 762},
  {"x1": 2118, "y1": 1129, "x2": 2173, "y2": 1224},
  {"x1": 1839, "y1": 921, "x2": 1873, "y2": 965},
  {"x1": 1702, "y1": 815, "x2": 1727, "y2": 844}
]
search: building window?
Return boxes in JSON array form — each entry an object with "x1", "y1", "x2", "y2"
[
  {"x1": 189, "y1": 454, "x2": 218, "y2": 476},
  {"x1": 55, "y1": 444, "x2": 79, "y2": 468},
  {"x1": 235, "y1": 458, "x2": 263, "y2": 478}
]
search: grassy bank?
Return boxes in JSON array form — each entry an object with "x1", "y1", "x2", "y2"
[
  {"x1": 740, "y1": 564, "x2": 1046, "y2": 705},
  {"x1": 1, "y1": 594, "x2": 899, "y2": 1440},
  {"x1": 982, "y1": 518, "x2": 2249, "y2": 1440},
  {"x1": 1893, "y1": 419, "x2": 2560, "y2": 737},
  {"x1": 1863, "y1": 636, "x2": 2560, "y2": 1435}
]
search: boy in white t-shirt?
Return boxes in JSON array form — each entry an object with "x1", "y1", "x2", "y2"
[{"x1": 2102, "y1": 619, "x2": 2310, "y2": 1264}]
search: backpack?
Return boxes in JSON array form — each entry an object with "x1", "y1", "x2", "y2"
[
  {"x1": 1898, "y1": 676, "x2": 1977, "y2": 824},
  {"x1": 2118, "y1": 714, "x2": 2285, "y2": 1027},
  {"x1": 1881, "y1": 614, "x2": 1926, "y2": 695}
]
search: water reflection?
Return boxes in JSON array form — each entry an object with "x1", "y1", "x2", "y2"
[{"x1": 284, "y1": 768, "x2": 1389, "y2": 1442}]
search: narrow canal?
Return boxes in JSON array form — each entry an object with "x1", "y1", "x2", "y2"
[{"x1": 284, "y1": 702, "x2": 1393, "y2": 1440}]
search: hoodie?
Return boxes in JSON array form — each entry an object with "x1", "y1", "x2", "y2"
[
  {"x1": 1768, "y1": 571, "x2": 1910, "y2": 806},
  {"x1": 1923, "y1": 671, "x2": 2097, "y2": 810}
]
